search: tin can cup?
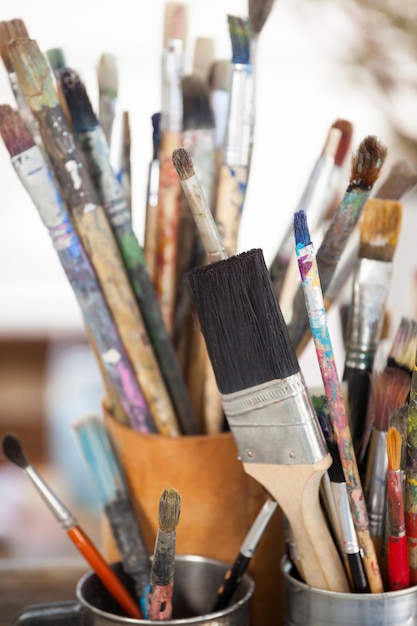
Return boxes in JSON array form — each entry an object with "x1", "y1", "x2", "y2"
[
  {"x1": 13, "y1": 555, "x2": 254, "y2": 626},
  {"x1": 282, "y1": 555, "x2": 417, "y2": 626}
]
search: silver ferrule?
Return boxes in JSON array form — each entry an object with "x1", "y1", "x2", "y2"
[
  {"x1": 147, "y1": 159, "x2": 160, "y2": 207},
  {"x1": 223, "y1": 64, "x2": 253, "y2": 166},
  {"x1": 221, "y1": 372, "x2": 328, "y2": 465},
  {"x1": 345, "y1": 258, "x2": 393, "y2": 370},
  {"x1": 161, "y1": 39, "x2": 184, "y2": 134},
  {"x1": 26, "y1": 466, "x2": 76, "y2": 530},
  {"x1": 364, "y1": 429, "x2": 388, "y2": 536},
  {"x1": 330, "y1": 482, "x2": 360, "y2": 555},
  {"x1": 241, "y1": 499, "x2": 278, "y2": 558}
]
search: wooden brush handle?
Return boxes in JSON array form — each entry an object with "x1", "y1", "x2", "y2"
[
  {"x1": 243, "y1": 457, "x2": 350, "y2": 592},
  {"x1": 215, "y1": 163, "x2": 248, "y2": 257}
]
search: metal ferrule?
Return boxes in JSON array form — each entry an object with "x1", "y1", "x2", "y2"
[
  {"x1": 13, "y1": 146, "x2": 76, "y2": 251},
  {"x1": 330, "y1": 482, "x2": 360, "y2": 555},
  {"x1": 223, "y1": 63, "x2": 253, "y2": 166},
  {"x1": 221, "y1": 372, "x2": 328, "y2": 465},
  {"x1": 364, "y1": 429, "x2": 388, "y2": 536},
  {"x1": 147, "y1": 159, "x2": 160, "y2": 207},
  {"x1": 241, "y1": 499, "x2": 278, "y2": 558},
  {"x1": 345, "y1": 258, "x2": 393, "y2": 370},
  {"x1": 161, "y1": 39, "x2": 184, "y2": 134},
  {"x1": 26, "y1": 466, "x2": 76, "y2": 530}
]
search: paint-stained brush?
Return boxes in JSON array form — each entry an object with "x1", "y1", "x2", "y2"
[
  {"x1": 97, "y1": 51, "x2": 118, "y2": 147},
  {"x1": 59, "y1": 67, "x2": 198, "y2": 435},
  {"x1": 188, "y1": 248, "x2": 350, "y2": 592},
  {"x1": 406, "y1": 349, "x2": 417, "y2": 585},
  {"x1": 148, "y1": 488, "x2": 181, "y2": 620},
  {"x1": 144, "y1": 112, "x2": 161, "y2": 284},
  {"x1": 2, "y1": 434, "x2": 143, "y2": 619},
  {"x1": 387, "y1": 317, "x2": 417, "y2": 377},
  {"x1": 0, "y1": 103, "x2": 154, "y2": 433},
  {"x1": 9, "y1": 37, "x2": 181, "y2": 437},
  {"x1": 73, "y1": 414, "x2": 151, "y2": 616},
  {"x1": 288, "y1": 135, "x2": 388, "y2": 356}
]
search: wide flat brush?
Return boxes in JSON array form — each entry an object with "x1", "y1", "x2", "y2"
[
  {"x1": 386, "y1": 425, "x2": 410, "y2": 591},
  {"x1": 73, "y1": 414, "x2": 151, "y2": 616},
  {"x1": 59, "y1": 67, "x2": 197, "y2": 435},
  {"x1": 2, "y1": 434, "x2": 143, "y2": 619},
  {"x1": 9, "y1": 38, "x2": 181, "y2": 437},
  {"x1": 294, "y1": 209, "x2": 382, "y2": 592},
  {"x1": 0, "y1": 103, "x2": 154, "y2": 433},
  {"x1": 148, "y1": 488, "x2": 181, "y2": 620},
  {"x1": 188, "y1": 248, "x2": 349, "y2": 592},
  {"x1": 343, "y1": 197, "x2": 403, "y2": 456},
  {"x1": 214, "y1": 15, "x2": 253, "y2": 257},
  {"x1": 288, "y1": 135, "x2": 388, "y2": 356}
]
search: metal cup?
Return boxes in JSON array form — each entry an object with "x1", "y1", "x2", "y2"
[
  {"x1": 13, "y1": 555, "x2": 254, "y2": 626},
  {"x1": 282, "y1": 555, "x2": 417, "y2": 626}
]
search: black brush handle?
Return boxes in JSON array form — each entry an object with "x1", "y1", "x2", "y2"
[
  {"x1": 212, "y1": 553, "x2": 249, "y2": 612},
  {"x1": 12, "y1": 601, "x2": 82, "y2": 625},
  {"x1": 347, "y1": 552, "x2": 370, "y2": 593},
  {"x1": 343, "y1": 366, "x2": 372, "y2": 460}
]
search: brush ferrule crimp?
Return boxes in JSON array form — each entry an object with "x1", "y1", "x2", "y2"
[
  {"x1": 224, "y1": 64, "x2": 253, "y2": 166},
  {"x1": 345, "y1": 258, "x2": 393, "y2": 370},
  {"x1": 364, "y1": 429, "x2": 388, "y2": 536},
  {"x1": 26, "y1": 466, "x2": 77, "y2": 529},
  {"x1": 330, "y1": 482, "x2": 360, "y2": 554},
  {"x1": 221, "y1": 372, "x2": 328, "y2": 464}
]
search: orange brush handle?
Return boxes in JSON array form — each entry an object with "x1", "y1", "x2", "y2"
[
  {"x1": 388, "y1": 534, "x2": 410, "y2": 591},
  {"x1": 67, "y1": 525, "x2": 143, "y2": 619}
]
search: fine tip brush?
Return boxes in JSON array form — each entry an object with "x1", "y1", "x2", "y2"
[
  {"x1": 73, "y1": 414, "x2": 151, "y2": 616},
  {"x1": 2, "y1": 433, "x2": 143, "y2": 619},
  {"x1": 188, "y1": 247, "x2": 350, "y2": 592},
  {"x1": 148, "y1": 487, "x2": 181, "y2": 620}
]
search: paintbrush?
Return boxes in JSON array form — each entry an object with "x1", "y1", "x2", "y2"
[
  {"x1": 144, "y1": 111, "x2": 161, "y2": 284},
  {"x1": 213, "y1": 497, "x2": 278, "y2": 611},
  {"x1": 9, "y1": 37, "x2": 181, "y2": 437},
  {"x1": 188, "y1": 247, "x2": 349, "y2": 592},
  {"x1": 312, "y1": 394, "x2": 369, "y2": 592},
  {"x1": 155, "y1": 2, "x2": 188, "y2": 333},
  {"x1": 386, "y1": 425, "x2": 410, "y2": 591},
  {"x1": 288, "y1": 135, "x2": 388, "y2": 356},
  {"x1": 343, "y1": 197, "x2": 403, "y2": 457},
  {"x1": 293, "y1": 209, "x2": 382, "y2": 592},
  {"x1": 59, "y1": 67, "x2": 197, "y2": 435},
  {"x1": 1, "y1": 434, "x2": 143, "y2": 619},
  {"x1": 0, "y1": 103, "x2": 154, "y2": 433},
  {"x1": 269, "y1": 119, "x2": 346, "y2": 313},
  {"x1": 406, "y1": 349, "x2": 417, "y2": 585},
  {"x1": 208, "y1": 58, "x2": 230, "y2": 165},
  {"x1": 73, "y1": 414, "x2": 151, "y2": 616},
  {"x1": 214, "y1": 15, "x2": 253, "y2": 257},
  {"x1": 121, "y1": 110, "x2": 132, "y2": 214},
  {"x1": 46, "y1": 47, "x2": 66, "y2": 75},
  {"x1": 387, "y1": 317, "x2": 417, "y2": 377},
  {"x1": 148, "y1": 488, "x2": 181, "y2": 620},
  {"x1": 362, "y1": 367, "x2": 411, "y2": 557},
  {"x1": 320, "y1": 119, "x2": 354, "y2": 225},
  {"x1": 97, "y1": 52, "x2": 118, "y2": 147},
  {"x1": 192, "y1": 36, "x2": 215, "y2": 81},
  {"x1": 173, "y1": 147, "x2": 226, "y2": 434}
]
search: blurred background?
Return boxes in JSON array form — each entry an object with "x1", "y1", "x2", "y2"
[{"x1": 1, "y1": 0, "x2": 417, "y2": 566}]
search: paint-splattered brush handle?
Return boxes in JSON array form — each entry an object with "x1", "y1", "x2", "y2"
[
  {"x1": 214, "y1": 163, "x2": 248, "y2": 257},
  {"x1": 387, "y1": 468, "x2": 409, "y2": 590}
]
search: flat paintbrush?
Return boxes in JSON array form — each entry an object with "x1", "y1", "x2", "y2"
[
  {"x1": 294, "y1": 209, "x2": 382, "y2": 592},
  {"x1": 59, "y1": 67, "x2": 198, "y2": 435},
  {"x1": 73, "y1": 414, "x2": 151, "y2": 616},
  {"x1": 188, "y1": 247, "x2": 350, "y2": 592},
  {"x1": 9, "y1": 37, "x2": 181, "y2": 437},
  {"x1": 0, "y1": 103, "x2": 154, "y2": 433},
  {"x1": 288, "y1": 135, "x2": 387, "y2": 356},
  {"x1": 2, "y1": 434, "x2": 143, "y2": 619},
  {"x1": 343, "y1": 197, "x2": 403, "y2": 457}
]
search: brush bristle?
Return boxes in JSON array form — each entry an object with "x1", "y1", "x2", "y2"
[
  {"x1": 172, "y1": 147, "x2": 195, "y2": 181},
  {"x1": 227, "y1": 15, "x2": 252, "y2": 65},
  {"x1": 332, "y1": 119, "x2": 353, "y2": 167},
  {"x1": 387, "y1": 426, "x2": 402, "y2": 472},
  {"x1": 182, "y1": 74, "x2": 215, "y2": 131},
  {"x1": 389, "y1": 404, "x2": 408, "y2": 470},
  {"x1": 59, "y1": 67, "x2": 98, "y2": 133},
  {"x1": 358, "y1": 198, "x2": 402, "y2": 261},
  {"x1": 0, "y1": 19, "x2": 29, "y2": 71},
  {"x1": 208, "y1": 59, "x2": 231, "y2": 93},
  {"x1": 188, "y1": 248, "x2": 299, "y2": 394},
  {"x1": 349, "y1": 136, "x2": 387, "y2": 190},
  {"x1": 192, "y1": 36, "x2": 215, "y2": 79},
  {"x1": 151, "y1": 112, "x2": 161, "y2": 159},
  {"x1": 293, "y1": 210, "x2": 311, "y2": 248},
  {"x1": 248, "y1": 0, "x2": 276, "y2": 35},
  {"x1": 0, "y1": 104, "x2": 35, "y2": 155},
  {"x1": 388, "y1": 317, "x2": 417, "y2": 374},
  {"x1": 158, "y1": 488, "x2": 181, "y2": 533},
  {"x1": 46, "y1": 47, "x2": 66, "y2": 73},
  {"x1": 97, "y1": 52, "x2": 118, "y2": 98},
  {"x1": 368, "y1": 366, "x2": 411, "y2": 431},
  {"x1": 2, "y1": 434, "x2": 28, "y2": 469},
  {"x1": 375, "y1": 158, "x2": 417, "y2": 201}
]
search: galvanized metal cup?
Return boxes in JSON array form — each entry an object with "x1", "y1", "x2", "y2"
[
  {"x1": 282, "y1": 555, "x2": 417, "y2": 626},
  {"x1": 13, "y1": 555, "x2": 254, "y2": 626}
]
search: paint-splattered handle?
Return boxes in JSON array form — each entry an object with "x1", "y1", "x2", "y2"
[{"x1": 215, "y1": 163, "x2": 248, "y2": 257}]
